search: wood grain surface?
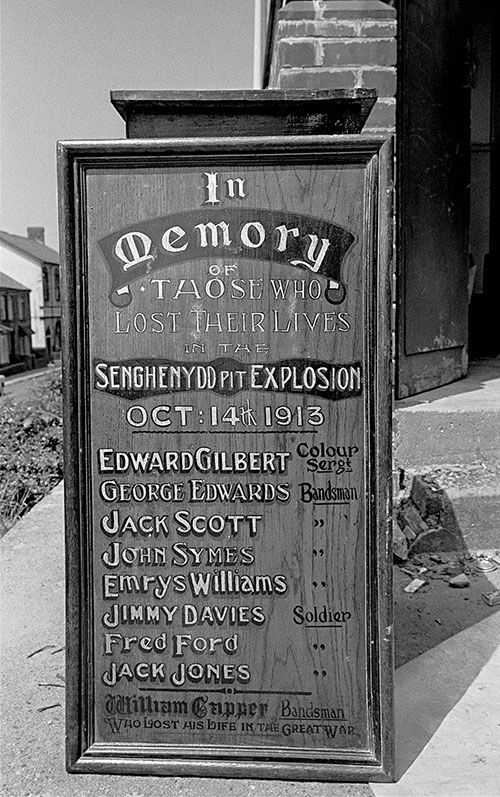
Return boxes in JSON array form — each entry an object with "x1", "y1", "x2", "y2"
[{"x1": 59, "y1": 136, "x2": 393, "y2": 780}]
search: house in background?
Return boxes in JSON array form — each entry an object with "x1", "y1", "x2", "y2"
[
  {"x1": 0, "y1": 273, "x2": 33, "y2": 375},
  {"x1": 0, "y1": 227, "x2": 61, "y2": 363}
]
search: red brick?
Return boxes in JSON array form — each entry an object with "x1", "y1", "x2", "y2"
[
  {"x1": 321, "y1": 39, "x2": 397, "y2": 67},
  {"x1": 315, "y1": 20, "x2": 359, "y2": 37},
  {"x1": 360, "y1": 67, "x2": 396, "y2": 96},
  {"x1": 281, "y1": 1, "x2": 396, "y2": 21},
  {"x1": 359, "y1": 21, "x2": 397, "y2": 37},
  {"x1": 278, "y1": 40, "x2": 316, "y2": 68},
  {"x1": 279, "y1": 19, "x2": 359, "y2": 37},
  {"x1": 278, "y1": 68, "x2": 358, "y2": 90},
  {"x1": 279, "y1": 19, "x2": 396, "y2": 39}
]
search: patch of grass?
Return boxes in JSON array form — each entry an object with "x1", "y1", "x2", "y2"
[{"x1": 0, "y1": 372, "x2": 63, "y2": 536}]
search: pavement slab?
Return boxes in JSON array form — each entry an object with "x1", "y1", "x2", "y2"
[{"x1": 372, "y1": 611, "x2": 500, "y2": 797}]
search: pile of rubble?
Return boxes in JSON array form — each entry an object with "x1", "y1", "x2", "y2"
[
  {"x1": 397, "y1": 550, "x2": 492, "y2": 594},
  {"x1": 393, "y1": 472, "x2": 500, "y2": 600},
  {"x1": 393, "y1": 472, "x2": 465, "y2": 560}
]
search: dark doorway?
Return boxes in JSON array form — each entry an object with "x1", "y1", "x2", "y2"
[{"x1": 396, "y1": 0, "x2": 471, "y2": 397}]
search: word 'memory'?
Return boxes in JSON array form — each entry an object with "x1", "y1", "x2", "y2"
[
  {"x1": 116, "y1": 219, "x2": 334, "y2": 275},
  {"x1": 97, "y1": 447, "x2": 290, "y2": 475}
]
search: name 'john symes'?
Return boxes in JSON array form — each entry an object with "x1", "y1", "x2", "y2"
[{"x1": 101, "y1": 541, "x2": 257, "y2": 568}]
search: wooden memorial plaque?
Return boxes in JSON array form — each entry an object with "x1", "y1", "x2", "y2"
[{"x1": 59, "y1": 134, "x2": 393, "y2": 781}]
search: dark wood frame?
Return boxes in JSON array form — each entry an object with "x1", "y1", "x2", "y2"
[{"x1": 58, "y1": 134, "x2": 394, "y2": 782}]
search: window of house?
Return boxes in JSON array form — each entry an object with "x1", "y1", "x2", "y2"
[
  {"x1": 54, "y1": 267, "x2": 61, "y2": 302},
  {"x1": 6, "y1": 295, "x2": 14, "y2": 320},
  {"x1": 0, "y1": 295, "x2": 6, "y2": 321},
  {"x1": 43, "y1": 267, "x2": 50, "y2": 302},
  {"x1": 18, "y1": 295, "x2": 26, "y2": 320},
  {"x1": 45, "y1": 325, "x2": 52, "y2": 357},
  {"x1": 55, "y1": 320, "x2": 62, "y2": 350}
]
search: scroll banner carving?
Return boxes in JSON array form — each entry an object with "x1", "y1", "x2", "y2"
[{"x1": 97, "y1": 209, "x2": 355, "y2": 307}]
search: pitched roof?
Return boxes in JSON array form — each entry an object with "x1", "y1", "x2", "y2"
[
  {"x1": 0, "y1": 230, "x2": 59, "y2": 265},
  {"x1": 0, "y1": 272, "x2": 30, "y2": 291}
]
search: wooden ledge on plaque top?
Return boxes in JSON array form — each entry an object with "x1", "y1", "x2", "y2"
[{"x1": 110, "y1": 89, "x2": 378, "y2": 138}]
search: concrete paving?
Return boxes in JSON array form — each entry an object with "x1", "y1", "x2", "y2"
[
  {"x1": 373, "y1": 608, "x2": 500, "y2": 797},
  {"x1": 395, "y1": 358, "x2": 500, "y2": 468},
  {"x1": 384, "y1": 359, "x2": 500, "y2": 795}
]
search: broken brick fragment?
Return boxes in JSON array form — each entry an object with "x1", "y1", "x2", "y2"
[
  {"x1": 449, "y1": 573, "x2": 470, "y2": 588},
  {"x1": 410, "y1": 526, "x2": 461, "y2": 554},
  {"x1": 399, "y1": 502, "x2": 429, "y2": 536},
  {"x1": 393, "y1": 519, "x2": 409, "y2": 561},
  {"x1": 410, "y1": 474, "x2": 443, "y2": 517}
]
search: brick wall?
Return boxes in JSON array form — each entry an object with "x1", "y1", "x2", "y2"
[{"x1": 269, "y1": 0, "x2": 396, "y2": 134}]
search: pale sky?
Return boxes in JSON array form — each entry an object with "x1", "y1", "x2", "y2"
[{"x1": 0, "y1": 0, "x2": 255, "y2": 250}]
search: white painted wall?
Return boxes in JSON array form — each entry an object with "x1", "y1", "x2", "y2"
[{"x1": 0, "y1": 241, "x2": 46, "y2": 349}]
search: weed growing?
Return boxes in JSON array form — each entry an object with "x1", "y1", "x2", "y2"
[{"x1": 0, "y1": 372, "x2": 63, "y2": 536}]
